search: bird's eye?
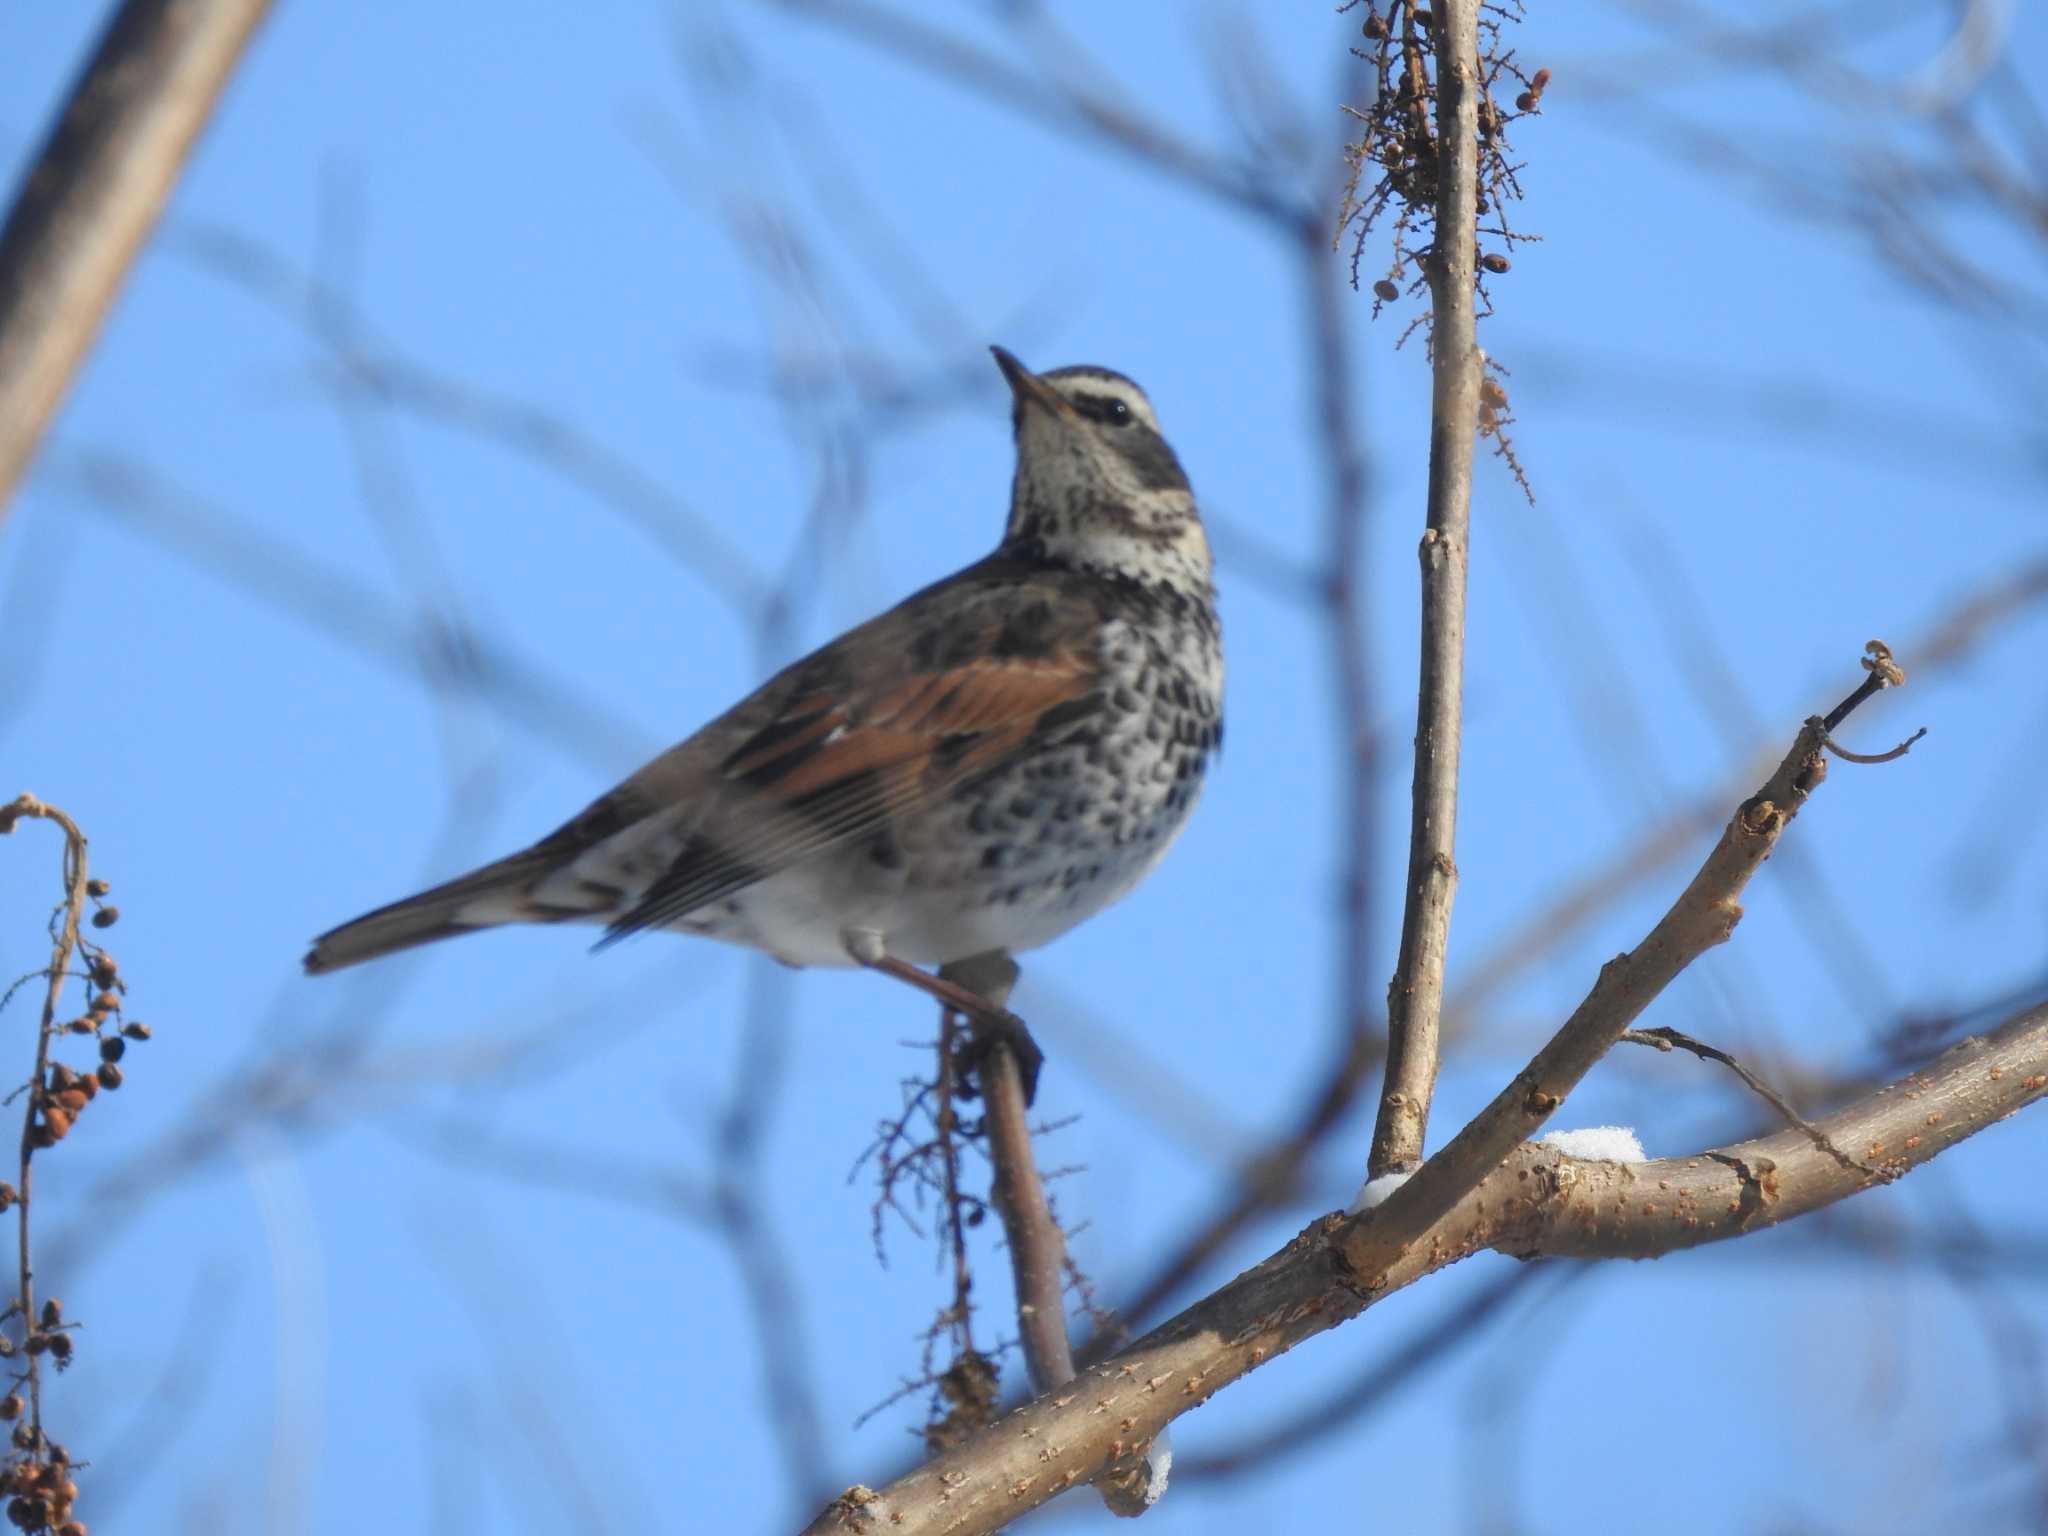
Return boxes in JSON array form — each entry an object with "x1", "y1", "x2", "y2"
[{"x1": 1076, "y1": 393, "x2": 1134, "y2": 427}]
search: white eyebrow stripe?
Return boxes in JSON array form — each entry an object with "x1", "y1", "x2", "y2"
[{"x1": 1055, "y1": 378, "x2": 1161, "y2": 430}]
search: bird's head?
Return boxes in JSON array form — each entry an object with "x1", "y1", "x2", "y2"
[{"x1": 992, "y1": 346, "x2": 1212, "y2": 591}]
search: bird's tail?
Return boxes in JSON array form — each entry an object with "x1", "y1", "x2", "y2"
[{"x1": 303, "y1": 849, "x2": 569, "y2": 974}]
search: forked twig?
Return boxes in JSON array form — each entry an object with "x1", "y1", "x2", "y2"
[{"x1": 1618, "y1": 1026, "x2": 1875, "y2": 1175}]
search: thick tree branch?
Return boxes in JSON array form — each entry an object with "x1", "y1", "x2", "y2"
[
  {"x1": 808, "y1": 1001, "x2": 2047, "y2": 1536},
  {"x1": 810, "y1": 652, "x2": 1934, "y2": 1533},
  {"x1": 0, "y1": 0, "x2": 273, "y2": 518},
  {"x1": 1370, "y1": 0, "x2": 1483, "y2": 1178}
]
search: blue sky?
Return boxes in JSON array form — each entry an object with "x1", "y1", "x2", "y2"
[{"x1": 3, "y1": 4, "x2": 2046, "y2": 1533}]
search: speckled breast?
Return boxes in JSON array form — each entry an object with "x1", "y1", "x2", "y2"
[{"x1": 887, "y1": 598, "x2": 1223, "y2": 959}]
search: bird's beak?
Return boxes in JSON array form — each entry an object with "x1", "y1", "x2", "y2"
[{"x1": 991, "y1": 345, "x2": 1073, "y2": 420}]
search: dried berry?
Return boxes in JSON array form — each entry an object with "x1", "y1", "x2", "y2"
[
  {"x1": 97, "y1": 1038, "x2": 123, "y2": 1065},
  {"x1": 89, "y1": 993, "x2": 118, "y2": 1015},
  {"x1": 87, "y1": 961, "x2": 116, "y2": 991},
  {"x1": 90, "y1": 907, "x2": 118, "y2": 929},
  {"x1": 1363, "y1": 13, "x2": 1387, "y2": 38},
  {"x1": 1372, "y1": 278, "x2": 1400, "y2": 301},
  {"x1": 1480, "y1": 253, "x2": 1511, "y2": 273},
  {"x1": 120, "y1": 1023, "x2": 150, "y2": 1042},
  {"x1": 94, "y1": 1065, "x2": 122, "y2": 1092},
  {"x1": 1515, "y1": 92, "x2": 1537, "y2": 112},
  {"x1": 0, "y1": 1188, "x2": 17, "y2": 1213},
  {"x1": 1531, "y1": 67, "x2": 1552, "y2": 92},
  {"x1": 0, "y1": 1398, "x2": 18, "y2": 1422},
  {"x1": 47, "y1": 1335, "x2": 71, "y2": 1366},
  {"x1": 84, "y1": 880, "x2": 109, "y2": 898},
  {"x1": 38, "y1": 1301, "x2": 59, "y2": 1329}
]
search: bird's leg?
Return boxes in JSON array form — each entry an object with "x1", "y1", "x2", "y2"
[
  {"x1": 843, "y1": 932, "x2": 1044, "y2": 1102},
  {"x1": 936, "y1": 951, "x2": 1044, "y2": 1108}
]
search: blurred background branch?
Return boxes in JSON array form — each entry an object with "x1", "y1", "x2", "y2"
[{"x1": 0, "y1": 0, "x2": 272, "y2": 515}]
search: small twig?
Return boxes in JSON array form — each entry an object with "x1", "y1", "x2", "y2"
[
  {"x1": 1822, "y1": 638, "x2": 1906, "y2": 730},
  {"x1": 1816, "y1": 640, "x2": 1922, "y2": 762},
  {"x1": 1820, "y1": 727, "x2": 1926, "y2": 765},
  {"x1": 932, "y1": 1012, "x2": 976, "y2": 1365},
  {"x1": 1, "y1": 794, "x2": 90, "y2": 1476},
  {"x1": 1618, "y1": 1026, "x2": 1876, "y2": 1175}
]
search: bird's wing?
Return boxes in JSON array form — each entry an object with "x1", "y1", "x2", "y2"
[{"x1": 599, "y1": 603, "x2": 1105, "y2": 944}]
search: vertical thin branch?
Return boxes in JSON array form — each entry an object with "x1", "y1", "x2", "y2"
[
  {"x1": 936, "y1": 955, "x2": 1073, "y2": 1392},
  {"x1": 0, "y1": 0, "x2": 274, "y2": 518},
  {"x1": 1369, "y1": 0, "x2": 1484, "y2": 1179},
  {"x1": 1, "y1": 795, "x2": 89, "y2": 1457},
  {"x1": 937, "y1": 954, "x2": 1168, "y2": 1515}
]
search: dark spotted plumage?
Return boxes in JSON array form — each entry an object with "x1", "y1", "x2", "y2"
[{"x1": 304, "y1": 347, "x2": 1223, "y2": 1015}]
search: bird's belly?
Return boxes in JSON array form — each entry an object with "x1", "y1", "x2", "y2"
[
  {"x1": 657, "y1": 819, "x2": 1188, "y2": 969},
  {"x1": 662, "y1": 727, "x2": 1213, "y2": 969}
]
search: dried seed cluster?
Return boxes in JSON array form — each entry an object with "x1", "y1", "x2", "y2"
[
  {"x1": 1337, "y1": 1, "x2": 1546, "y2": 317},
  {"x1": 38, "y1": 882, "x2": 152, "y2": 1151},
  {"x1": 0, "y1": 864, "x2": 156, "y2": 1536},
  {"x1": 0, "y1": 1440, "x2": 83, "y2": 1534}
]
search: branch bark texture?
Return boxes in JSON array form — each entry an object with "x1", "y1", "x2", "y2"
[{"x1": 1371, "y1": 0, "x2": 1484, "y2": 1178}]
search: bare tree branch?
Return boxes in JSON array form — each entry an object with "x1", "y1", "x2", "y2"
[
  {"x1": 810, "y1": 998, "x2": 2047, "y2": 1533},
  {"x1": 807, "y1": 648, "x2": 1942, "y2": 1529},
  {"x1": 767, "y1": 0, "x2": 1310, "y2": 226},
  {"x1": 1370, "y1": 0, "x2": 1485, "y2": 1179},
  {"x1": 937, "y1": 956, "x2": 1073, "y2": 1397},
  {"x1": 0, "y1": 0, "x2": 273, "y2": 517},
  {"x1": 1346, "y1": 647, "x2": 1908, "y2": 1277}
]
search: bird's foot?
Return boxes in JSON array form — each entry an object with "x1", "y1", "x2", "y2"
[{"x1": 847, "y1": 937, "x2": 1044, "y2": 1103}]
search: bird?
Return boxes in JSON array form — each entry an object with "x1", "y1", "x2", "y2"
[{"x1": 304, "y1": 346, "x2": 1223, "y2": 1086}]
